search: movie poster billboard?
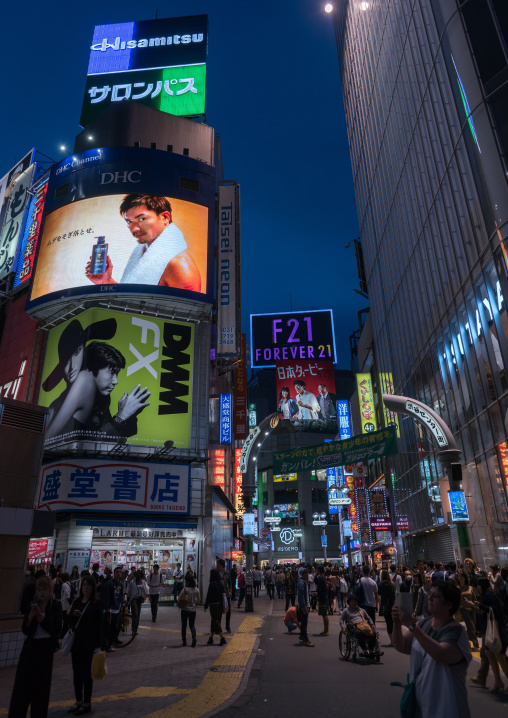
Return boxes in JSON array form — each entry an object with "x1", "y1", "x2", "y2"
[
  {"x1": 39, "y1": 308, "x2": 193, "y2": 448},
  {"x1": 276, "y1": 359, "x2": 337, "y2": 433},
  {"x1": 27, "y1": 147, "x2": 215, "y2": 311}
]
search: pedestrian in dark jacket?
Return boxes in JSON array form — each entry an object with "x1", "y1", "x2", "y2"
[
  {"x1": 9, "y1": 576, "x2": 62, "y2": 718},
  {"x1": 68, "y1": 576, "x2": 103, "y2": 715},
  {"x1": 204, "y1": 569, "x2": 226, "y2": 646}
]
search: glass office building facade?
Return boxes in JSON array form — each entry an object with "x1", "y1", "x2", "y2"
[{"x1": 335, "y1": 0, "x2": 508, "y2": 564}]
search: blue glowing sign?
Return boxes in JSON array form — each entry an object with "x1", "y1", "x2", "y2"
[
  {"x1": 220, "y1": 393, "x2": 232, "y2": 444},
  {"x1": 449, "y1": 490, "x2": 469, "y2": 522},
  {"x1": 337, "y1": 400, "x2": 351, "y2": 440}
]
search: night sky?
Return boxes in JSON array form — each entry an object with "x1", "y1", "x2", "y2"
[{"x1": 1, "y1": 1, "x2": 364, "y2": 368}]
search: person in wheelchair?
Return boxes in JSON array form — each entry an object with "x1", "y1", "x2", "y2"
[{"x1": 340, "y1": 594, "x2": 378, "y2": 657}]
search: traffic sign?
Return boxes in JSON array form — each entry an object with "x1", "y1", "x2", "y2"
[{"x1": 321, "y1": 535, "x2": 327, "y2": 547}]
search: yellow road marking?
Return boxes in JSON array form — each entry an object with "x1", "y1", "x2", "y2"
[{"x1": 143, "y1": 672, "x2": 243, "y2": 718}]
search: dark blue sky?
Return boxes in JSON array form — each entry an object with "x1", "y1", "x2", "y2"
[{"x1": 1, "y1": 1, "x2": 364, "y2": 368}]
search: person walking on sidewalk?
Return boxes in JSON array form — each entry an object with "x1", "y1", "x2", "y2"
[
  {"x1": 127, "y1": 571, "x2": 149, "y2": 636},
  {"x1": 316, "y1": 565, "x2": 329, "y2": 636},
  {"x1": 297, "y1": 567, "x2": 313, "y2": 647},
  {"x1": 147, "y1": 564, "x2": 163, "y2": 623},
  {"x1": 9, "y1": 575, "x2": 62, "y2": 718},
  {"x1": 204, "y1": 569, "x2": 226, "y2": 646},
  {"x1": 359, "y1": 565, "x2": 379, "y2": 624},
  {"x1": 101, "y1": 566, "x2": 124, "y2": 652},
  {"x1": 217, "y1": 558, "x2": 232, "y2": 633},
  {"x1": 264, "y1": 566, "x2": 275, "y2": 599},
  {"x1": 230, "y1": 564, "x2": 238, "y2": 602},
  {"x1": 178, "y1": 575, "x2": 200, "y2": 646},
  {"x1": 285, "y1": 567, "x2": 297, "y2": 611},
  {"x1": 68, "y1": 576, "x2": 103, "y2": 716},
  {"x1": 237, "y1": 568, "x2": 246, "y2": 608},
  {"x1": 172, "y1": 563, "x2": 184, "y2": 606},
  {"x1": 253, "y1": 567, "x2": 262, "y2": 597}
]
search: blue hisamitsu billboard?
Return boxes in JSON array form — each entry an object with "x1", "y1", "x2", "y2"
[
  {"x1": 81, "y1": 16, "x2": 208, "y2": 126},
  {"x1": 27, "y1": 147, "x2": 215, "y2": 312}
]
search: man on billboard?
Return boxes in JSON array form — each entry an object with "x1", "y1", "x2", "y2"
[
  {"x1": 85, "y1": 194, "x2": 201, "y2": 291},
  {"x1": 46, "y1": 340, "x2": 150, "y2": 441},
  {"x1": 293, "y1": 380, "x2": 320, "y2": 424},
  {"x1": 315, "y1": 383, "x2": 337, "y2": 423}
]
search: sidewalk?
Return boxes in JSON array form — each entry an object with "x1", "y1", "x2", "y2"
[{"x1": 0, "y1": 595, "x2": 272, "y2": 718}]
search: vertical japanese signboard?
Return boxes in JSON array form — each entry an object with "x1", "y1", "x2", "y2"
[
  {"x1": 209, "y1": 447, "x2": 225, "y2": 490},
  {"x1": 0, "y1": 162, "x2": 36, "y2": 281},
  {"x1": 234, "y1": 448, "x2": 245, "y2": 519},
  {"x1": 220, "y1": 393, "x2": 232, "y2": 444},
  {"x1": 38, "y1": 459, "x2": 190, "y2": 514},
  {"x1": 368, "y1": 488, "x2": 393, "y2": 532},
  {"x1": 14, "y1": 173, "x2": 49, "y2": 288},
  {"x1": 217, "y1": 182, "x2": 240, "y2": 357},
  {"x1": 356, "y1": 373, "x2": 378, "y2": 433},
  {"x1": 234, "y1": 334, "x2": 247, "y2": 439},
  {"x1": 81, "y1": 16, "x2": 208, "y2": 125},
  {"x1": 345, "y1": 469, "x2": 357, "y2": 532},
  {"x1": 356, "y1": 487, "x2": 371, "y2": 546},
  {"x1": 379, "y1": 371, "x2": 401, "y2": 437}
]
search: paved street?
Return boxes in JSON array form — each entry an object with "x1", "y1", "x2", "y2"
[{"x1": 1, "y1": 593, "x2": 508, "y2": 718}]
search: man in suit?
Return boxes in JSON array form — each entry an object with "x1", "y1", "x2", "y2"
[{"x1": 315, "y1": 383, "x2": 337, "y2": 424}]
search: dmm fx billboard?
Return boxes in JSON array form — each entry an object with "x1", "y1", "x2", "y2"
[
  {"x1": 356, "y1": 373, "x2": 378, "y2": 433},
  {"x1": 39, "y1": 308, "x2": 194, "y2": 449},
  {"x1": 250, "y1": 309, "x2": 336, "y2": 368},
  {"x1": 27, "y1": 147, "x2": 215, "y2": 312},
  {"x1": 217, "y1": 183, "x2": 240, "y2": 357},
  {"x1": 81, "y1": 15, "x2": 208, "y2": 126},
  {"x1": 38, "y1": 459, "x2": 190, "y2": 514}
]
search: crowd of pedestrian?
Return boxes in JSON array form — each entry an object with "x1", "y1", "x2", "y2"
[{"x1": 12, "y1": 556, "x2": 508, "y2": 718}]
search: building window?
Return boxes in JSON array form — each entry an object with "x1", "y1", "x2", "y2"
[
  {"x1": 150, "y1": 142, "x2": 157, "y2": 149},
  {"x1": 167, "y1": 144, "x2": 173, "y2": 152},
  {"x1": 134, "y1": 141, "x2": 140, "y2": 148},
  {"x1": 183, "y1": 148, "x2": 189, "y2": 156}
]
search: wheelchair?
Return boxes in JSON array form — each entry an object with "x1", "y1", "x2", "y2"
[{"x1": 339, "y1": 621, "x2": 382, "y2": 662}]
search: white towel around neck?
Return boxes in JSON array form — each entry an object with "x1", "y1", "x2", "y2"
[{"x1": 121, "y1": 223, "x2": 187, "y2": 285}]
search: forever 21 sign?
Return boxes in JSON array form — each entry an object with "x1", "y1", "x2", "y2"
[{"x1": 250, "y1": 309, "x2": 336, "y2": 368}]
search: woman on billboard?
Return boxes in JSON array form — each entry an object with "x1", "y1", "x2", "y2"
[
  {"x1": 45, "y1": 340, "x2": 150, "y2": 441},
  {"x1": 85, "y1": 194, "x2": 201, "y2": 291},
  {"x1": 277, "y1": 386, "x2": 299, "y2": 422}
]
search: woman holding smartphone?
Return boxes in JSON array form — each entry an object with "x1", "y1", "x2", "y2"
[
  {"x1": 68, "y1": 576, "x2": 103, "y2": 715},
  {"x1": 9, "y1": 575, "x2": 62, "y2": 718}
]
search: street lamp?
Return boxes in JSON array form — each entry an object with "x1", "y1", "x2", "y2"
[{"x1": 312, "y1": 512, "x2": 328, "y2": 562}]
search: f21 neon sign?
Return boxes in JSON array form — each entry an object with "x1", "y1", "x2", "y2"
[{"x1": 250, "y1": 309, "x2": 337, "y2": 368}]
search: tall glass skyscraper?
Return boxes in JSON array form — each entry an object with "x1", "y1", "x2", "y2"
[{"x1": 334, "y1": 0, "x2": 508, "y2": 565}]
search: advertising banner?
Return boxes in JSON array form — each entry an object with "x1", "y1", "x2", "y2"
[
  {"x1": 344, "y1": 470, "x2": 358, "y2": 531},
  {"x1": 38, "y1": 459, "x2": 190, "y2": 513},
  {"x1": 272, "y1": 426, "x2": 398, "y2": 475},
  {"x1": 234, "y1": 448, "x2": 245, "y2": 519},
  {"x1": 28, "y1": 147, "x2": 215, "y2": 310},
  {"x1": 0, "y1": 294, "x2": 39, "y2": 402},
  {"x1": 0, "y1": 149, "x2": 34, "y2": 234},
  {"x1": 379, "y1": 372, "x2": 401, "y2": 437},
  {"x1": 217, "y1": 183, "x2": 240, "y2": 357},
  {"x1": 66, "y1": 550, "x2": 90, "y2": 574},
  {"x1": 39, "y1": 308, "x2": 194, "y2": 448},
  {"x1": 234, "y1": 334, "x2": 247, "y2": 439},
  {"x1": 356, "y1": 373, "x2": 378, "y2": 433},
  {"x1": 14, "y1": 172, "x2": 49, "y2": 288},
  {"x1": 81, "y1": 16, "x2": 208, "y2": 125},
  {"x1": 220, "y1": 393, "x2": 232, "y2": 444},
  {"x1": 0, "y1": 163, "x2": 36, "y2": 281},
  {"x1": 28, "y1": 539, "x2": 49, "y2": 561},
  {"x1": 250, "y1": 309, "x2": 336, "y2": 368},
  {"x1": 356, "y1": 487, "x2": 371, "y2": 546},
  {"x1": 209, "y1": 447, "x2": 225, "y2": 490},
  {"x1": 368, "y1": 488, "x2": 393, "y2": 532},
  {"x1": 273, "y1": 473, "x2": 297, "y2": 482},
  {"x1": 276, "y1": 359, "x2": 337, "y2": 433}
]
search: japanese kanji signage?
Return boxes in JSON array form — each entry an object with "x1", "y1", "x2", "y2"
[
  {"x1": 217, "y1": 183, "x2": 240, "y2": 358},
  {"x1": 39, "y1": 308, "x2": 194, "y2": 449},
  {"x1": 0, "y1": 149, "x2": 34, "y2": 238},
  {"x1": 0, "y1": 294, "x2": 39, "y2": 403},
  {"x1": 209, "y1": 447, "x2": 225, "y2": 490},
  {"x1": 250, "y1": 309, "x2": 336, "y2": 368},
  {"x1": 276, "y1": 359, "x2": 337, "y2": 433},
  {"x1": 38, "y1": 459, "x2": 190, "y2": 513},
  {"x1": 28, "y1": 147, "x2": 215, "y2": 311},
  {"x1": 234, "y1": 448, "x2": 244, "y2": 519},
  {"x1": 368, "y1": 488, "x2": 392, "y2": 533},
  {"x1": 13, "y1": 173, "x2": 49, "y2": 288},
  {"x1": 220, "y1": 393, "x2": 232, "y2": 444},
  {"x1": 356, "y1": 373, "x2": 378, "y2": 433},
  {"x1": 234, "y1": 334, "x2": 247, "y2": 439},
  {"x1": 337, "y1": 400, "x2": 352, "y2": 440},
  {"x1": 81, "y1": 16, "x2": 208, "y2": 125},
  {"x1": 499, "y1": 442, "x2": 508, "y2": 489},
  {"x1": 272, "y1": 426, "x2": 398, "y2": 475},
  {"x1": 0, "y1": 163, "x2": 35, "y2": 281},
  {"x1": 379, "y1": 372, "x2": 401, "y2": 438}
]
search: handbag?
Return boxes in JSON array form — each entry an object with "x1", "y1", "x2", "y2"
[
  {"x1": 356, "y1": 619, "x2": 374, "y2": 636},
  {"x1": 486, "y1": 607, "x2": 502, "y2": 653},
  {"x1": 177, "y1": 590, "x2": 191, "y2": 610},
  {"x1": 61, "y1": 601, "x2": 89, "y2": 656},
  {"x1": 222, "y1": 591, "x2": 229, "y2": 614},
  {"x1": 91, "y1": 651, "x2": 107, "y2": 680}
]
